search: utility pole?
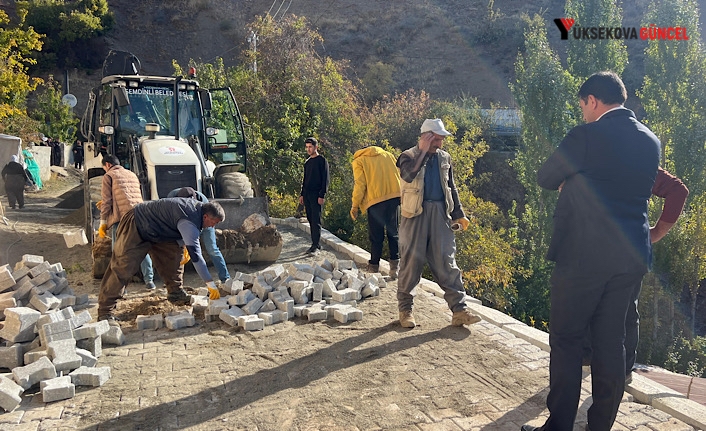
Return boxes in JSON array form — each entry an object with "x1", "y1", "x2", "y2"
[{"x1": 248, "y1": 30, "x2": 258, "y2": 74}]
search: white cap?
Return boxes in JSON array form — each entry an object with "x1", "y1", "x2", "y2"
[{"x1": 420, "y1": 119, "x2": 452, "y2": 136}]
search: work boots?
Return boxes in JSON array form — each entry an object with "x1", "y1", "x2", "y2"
[
  {"x1": 167, "y1": 289, "x2": 191, "y2": 305},
  {"x1": 389, "y1": 259, "x2": 399, "y2": 280},
  {"x1": 399, "y1": 311, "x2": 416, "y2": 328},
  {"x1": 451, "y1": 308, "x2": 482, "y2": 326},
  {"x1": 367, "y1": 263, "x2": 380, "y2": 273}
]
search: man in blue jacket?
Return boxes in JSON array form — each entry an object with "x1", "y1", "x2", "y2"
[
  {"x1": 522, "y1": 71, "x2": 660, "y2": 431},
  {"x1": 97, "y1": 198, "x2": 225, "y2": 324}
]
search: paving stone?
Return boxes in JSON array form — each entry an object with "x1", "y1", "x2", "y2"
[
  {"x1": 0, "y1": 268, "x2": 15, "y2": 293},
  {"x1": 28, "y1": 262, "x2": 51, "y2": 278},
  {"x1": 0, "y1": 308, "x2": 41, "y2": 343},
  {"x1": 40, "y1": 375, "x2": 75, "y2": 403},
  {"x1": 333, "y1": 307, "x2": 363, "y2": 323},
  {"x1": 76, "y1": 336, "x2": 102, "y2": 358},
  {"x1": 69, "y1": 366, "x2": 111, "y2": 387},
  {"x1": 29, "y1": 291, "x2": 61, "y2": 314},
  {"x1": 135, "y1": 315, "x2": 164, "y2": 330},
  {"x1": 38, "y1": 319, "x2": 74, "y2": 346},
  {"x1": 252, "y1": 277, "x2": 273, "y2": 299},
  {"x1": 242, "y1": 297, "x2": 263, "y2": 315},
  {"x1": 0, "y1": 345, "x2": 23, "y2": 370},
  {"x1": 23, "y1": 347, "x2": 47, "y2": 365},
  {"x1": 11, "y1": 279, "x2": 34, "y2": 302},
  {"x1": 237, "y1": 315, "x2": 264, "y2": 331},
  {"x1": 260, "y1": 299, "x2": 276, "y2": 312},
  {"x1": 10, "y1": 266, "x2": 30, "y2": 282},
  {"x1": 72, "y1": 320, "x2": 110, "y2": 340},
  {"x1": 258, "y1": 310, "x2": 287, "y2": 325},
  {"x1": 206, "y1": 298, "x2": 230, "y2": 316},
  {"x1": 0, "y1": 375, "x2": 23, "y2": 412},
  {"x1": 165, "y1": 312, "x2": 196, "y2": 330},
  {"x1": 75, "y1": 348, "x2": 97, "y2": 367},
  {"x1": 12, "y1": 356, "x2": 56, "y2": 390},
  {"x1": 20, "y1": 255, "x2": 43, "y2": 269},
  {"x1": 35, "y1": 310, "x2": 65, "y2": 331},
  {"x1": 101, "y1": 326, "x2": 124, "y2": 346},
  {"x1": 47, "y1": 339, "x2": 82, "y2": 373},
  {"x1": 307, "y1": 307, "x2": 327, "y2": 322},
  {"x1": 226, "y1": 279, "x2": 244, "y2": 295},
  {"x1": 54, "y1": 293, "x2": 76, "y2": 309},
  {"x1": 29, "y1": 271, "x2": 53, "y2": 289},
  {"x1": 219, "y1": 307, "x2": 244, "y2": 326},
  {"x1": 331, "y1": 288, "x2": 361, "y2": 302},
  {"x1": 361, "y1": 282, "x2": 380, "y2": 298},
  {"x1": 69, "y1": 311, "x2": 92, "y2": 330},
  {"x1": 322, "y1": 279, "x2": 338, "y2": 297}
]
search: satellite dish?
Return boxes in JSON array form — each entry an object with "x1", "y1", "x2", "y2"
[{"x1": 62, "y1": 94, "x2": 77, "y2": 108}]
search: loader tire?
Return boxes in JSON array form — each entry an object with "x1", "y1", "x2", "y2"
[{"x1": 219, "y1": 172, "x2": 254, "y2": 198}]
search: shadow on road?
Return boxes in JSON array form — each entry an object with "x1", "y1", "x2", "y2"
[{"x1": 82, "y1": 322, "x2": 471, "y2": 430}]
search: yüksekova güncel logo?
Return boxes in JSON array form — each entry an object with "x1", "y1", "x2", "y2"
[{"x1": 554, "y1": 18, "x2": 690, "y2": 41}]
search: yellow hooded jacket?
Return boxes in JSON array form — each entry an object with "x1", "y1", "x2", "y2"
[{"x1": 351, "y1": 146, "x2": 401, "y2": 213}]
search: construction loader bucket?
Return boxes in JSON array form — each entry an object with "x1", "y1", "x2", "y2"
[{"x1": 211, "y1": 197, "x2": 283, "y2": 264}]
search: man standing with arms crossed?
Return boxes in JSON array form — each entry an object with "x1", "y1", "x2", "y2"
[
  {"x1": 395, "y1": 119, "x2": 481, "y2": 329},
  {"x1": 522, "y1": 71, "x2": 661, "y2": 431},
  {"x1": 299, "y1": 137, "x2": 329, "y2": 254},
  {"x1": 350, "y1": 145, "x2": 401, "y2": 277}
]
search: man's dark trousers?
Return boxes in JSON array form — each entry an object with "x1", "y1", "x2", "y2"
[
  {"x1": 303, "y1": 190, "x2": 322, "y2": 247},
  {"x1": 367, "y1": 197, "x2": 400, "y2": 265},
  {"x1": 545, "y1": 265, "x2": 645, "y2": 431}
]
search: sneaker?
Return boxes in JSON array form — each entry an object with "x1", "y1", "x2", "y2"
[
  {"x1": 306, "y1": 245, "x2": 321, "y2": 254},
  {"x1": 167, "y1": 289, "x2": 191, "y2": 305},
  {"x1": 399, "y1": 310, "x2": 416, "y2": 328},
  {"x1": 368, "y1": 263, "x2": 380, "y2": 273},
  {"x1": 98, "y1": 314, "x2": 120, "y2": 327},
  {"x1": 451, "y1": 309, "x2": 481, "y2": 326},
  {"x1": 145, "y1": 281, "x2": 156, "y2": 290}
]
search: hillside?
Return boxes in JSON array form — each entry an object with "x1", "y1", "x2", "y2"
[
  {"x1": 71, "y1": 0, "x2": 564, "y2": 109},
  {"x1": 31, "y1": 0, "x2": 706, "y2": 114}
]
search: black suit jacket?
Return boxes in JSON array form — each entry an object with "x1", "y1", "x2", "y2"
[{"x1": 538, "y1": 108, "x2": 660, "y2": 273}]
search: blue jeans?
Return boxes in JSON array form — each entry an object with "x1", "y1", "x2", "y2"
[
  {"x1": 111, "y1": 224, "x2": 153, "y2": 284},
  {"x1": 201, "y1": 227, "x2": 230, "y2": 282}
]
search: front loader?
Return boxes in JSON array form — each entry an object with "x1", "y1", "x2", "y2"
[{"x1": 80, "y1": 50, "x2": 282, "y2": 278}]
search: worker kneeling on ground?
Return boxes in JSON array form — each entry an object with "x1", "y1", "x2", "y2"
[{"x1": 97, "y1": 198, "x2": 226, "y2": 324}]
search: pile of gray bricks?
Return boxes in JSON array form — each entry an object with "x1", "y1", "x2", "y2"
[
  {"x1": 136, "y1": 258, "x2": 383, "y2": 332},
  {"x1": 195, "y1": 258, "x2": 383, "y2": 331},
  {"x1": 0, "y1": 254, "x2": 121, "y2": 412}
]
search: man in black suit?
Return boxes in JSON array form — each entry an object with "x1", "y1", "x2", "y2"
[{"x1": 522, "y1": 71, "x2": 660, "y2": 431}]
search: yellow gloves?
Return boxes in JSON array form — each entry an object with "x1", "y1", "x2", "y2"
[
  {"x1": 452, "y1": 217, "x2": 470, "y2": 232},
  {"x1": 95, "y1": 200, "x2": 102, "y2": 209},
  {"x1": 350, "y1": 207, "x2": 358, "y2": 221},
  {"x1": 98, "y1": 224, "x2": 108, "y2": 239},
  {"x1": 180, "y1": 247, "x2": 191, "y2": 265},
  {"x1": 206, "y1": 281, "x2": 220, "y2": 300}
]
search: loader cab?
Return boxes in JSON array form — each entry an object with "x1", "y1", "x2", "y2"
[
  {"x1": 203, "y1": 87, "x2": 247, "y2": 173},
  {"x1": 81, "y1": 75, "x2": 248, "y2": 199}
]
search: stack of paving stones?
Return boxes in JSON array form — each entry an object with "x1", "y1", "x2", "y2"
[
  {"x1": 136, "y1": 258, "x2": 384, "y2": 333},
  {"x1": 0, "y1": 254, "x2": 123, "y2": 413}
]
